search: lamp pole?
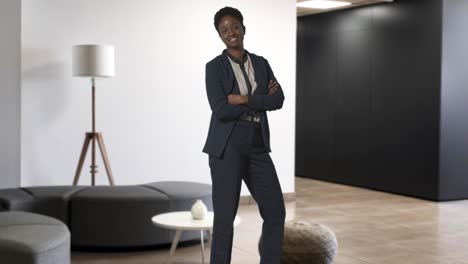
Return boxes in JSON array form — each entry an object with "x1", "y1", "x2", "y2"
[{"x1": 91, "y1": 78, "x2": 97, "y2": 185}]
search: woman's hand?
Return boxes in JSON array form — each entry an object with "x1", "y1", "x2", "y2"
[
  {"x1": 268, "y1": 80, "x2": 279, "y2": 95},
  {"x1": 227, "y1": 94, "x2": 248, "y2": 105}
]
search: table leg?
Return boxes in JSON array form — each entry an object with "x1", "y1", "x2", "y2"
[
  {"x1": 167, "y1": 229, "x2": 182, "y2": 264},
  {"x1": 200, "y1": 230, "x2": 205, "y2": 264},
  {"x1": 207, "y1": 228, "x2": 212, "y2": 245}
]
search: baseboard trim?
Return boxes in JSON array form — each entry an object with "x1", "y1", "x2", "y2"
[{"x1": 239, "y1": 192, "x2": 296, "y2": 205}]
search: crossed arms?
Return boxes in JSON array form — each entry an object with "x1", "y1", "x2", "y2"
[{"x1": 205, "y1": 59, "x2": 284, "y2": 122}]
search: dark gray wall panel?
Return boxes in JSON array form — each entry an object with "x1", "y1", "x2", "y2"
[
  {"x1": 301, "y1": 33, "x2": 336, "y2": 179},
  {"x1": 370, "y1": 27, "x2": 440, "y2": 199},
  {"x1": 295, "y1": 20, "x2": 306, "y2": 176},
  {"x1": 296, "y1": 0, "x2": 442, "y2": 200},
  {"x1": 439, "y1": 0, "x2": 468, "y2": 200},
  {"x1": 333, "y1": 29, "x2": 372, "y2": 186}
]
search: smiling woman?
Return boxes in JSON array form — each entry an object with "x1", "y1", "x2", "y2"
[{"x1": 202, "y1": 6, "x2": 286, "y2": 264}]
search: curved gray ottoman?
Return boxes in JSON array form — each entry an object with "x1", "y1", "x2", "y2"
[
  {"x1": 21, "y1": 186, "x2": 86, "y2": 224},
  {"x1": 0, "y1": 186, "x2": 86, "y2": 225},
  {"x1": 70, "y1": 181, "x2": 213, "y2": 247},
  {"x1": 0, "y1": 211, "x2": 70, "y2": 264},
  {"x1": 0, "y1": 188, "x2": 36, "y2": 212}
]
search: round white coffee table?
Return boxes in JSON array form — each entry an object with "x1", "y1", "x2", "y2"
[{"x1": 152, "y1": 211, "x2": 241, "y2": 264}]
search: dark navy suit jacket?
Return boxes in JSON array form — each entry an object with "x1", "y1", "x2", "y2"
[{"x1": 203, "y1": 50, "x2": 284, "y2": 158}]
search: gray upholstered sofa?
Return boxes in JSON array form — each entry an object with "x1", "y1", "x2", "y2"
[{"x1": 0, "y1": 181, "x2": 213, "y2": 248}]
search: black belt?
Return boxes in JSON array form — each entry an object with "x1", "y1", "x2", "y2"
[{"x1": 239, "y1": 114, "x2": 261, "y2": 123}]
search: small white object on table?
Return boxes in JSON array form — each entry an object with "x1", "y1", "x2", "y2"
[{"x1": 152, "y1": 211, "x2": 241, "y2": 264}]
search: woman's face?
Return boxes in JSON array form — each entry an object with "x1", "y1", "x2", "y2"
[{"x1": 217, "y1": 15, "x2": 244, "y2": 49}]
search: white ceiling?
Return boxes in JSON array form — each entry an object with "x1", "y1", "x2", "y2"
[{"x1": 297, "y1": 0, "x2": 392, "y2": 16}]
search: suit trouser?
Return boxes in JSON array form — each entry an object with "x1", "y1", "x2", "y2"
[{"x1": 208, "y1": 120, "x2": 286, "y2": 264}]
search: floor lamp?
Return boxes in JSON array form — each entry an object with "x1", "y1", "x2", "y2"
[{"x1": 72, "y1": 44, "x2": 116, "y2": 186}]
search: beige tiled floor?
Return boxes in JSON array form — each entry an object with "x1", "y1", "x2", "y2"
[{"x1": 72, "y1": 177, "x2": 468, "y2": 264}]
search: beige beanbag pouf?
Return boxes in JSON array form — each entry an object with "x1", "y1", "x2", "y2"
[{"x1": 259, "y1": 219, "x2": 338, "y2": 264}]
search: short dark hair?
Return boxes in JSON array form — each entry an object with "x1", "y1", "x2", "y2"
[{"x1": 214, "y1": 6, "x2": 246, "y2": 32}]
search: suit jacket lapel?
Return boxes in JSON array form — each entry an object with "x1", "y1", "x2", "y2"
[
  {"x1": 248, "y1": 52, "x2": 266, "y2": 95},
  {"x1": 220, "y1": 50, "x2": 236, "y2": 94}
]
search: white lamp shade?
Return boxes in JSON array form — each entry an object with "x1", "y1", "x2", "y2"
[{"x1": 72, "y1": 45, "x2": 115, "y2": 78}]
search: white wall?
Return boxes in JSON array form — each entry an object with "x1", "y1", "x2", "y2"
[
  {"x1": 0, "y1": 0, "x2": 21, "y2": 188},
  {"x1": 21, "y1": 0, "x2": 296, "y2": 196}
]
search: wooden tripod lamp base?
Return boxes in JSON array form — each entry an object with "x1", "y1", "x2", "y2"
[{"x1": 73, "y1": 132, "x2": 115, "y2": 186}]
